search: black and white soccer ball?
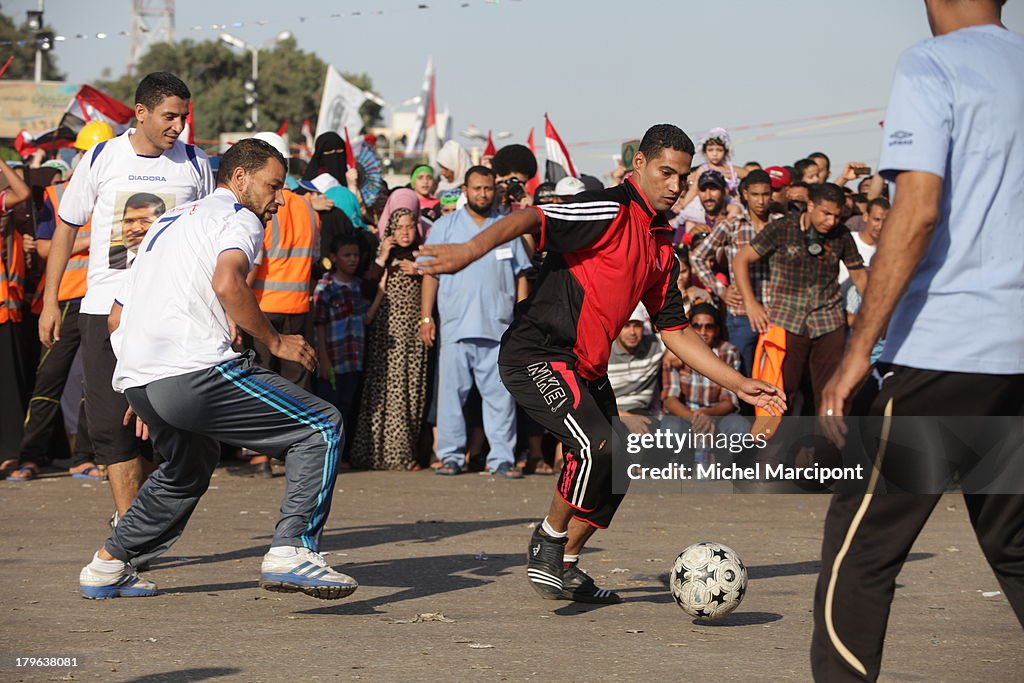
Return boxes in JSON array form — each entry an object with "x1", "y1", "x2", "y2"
[{"x1": 670, "y1": 541, "x2": 747, "y2": 619}]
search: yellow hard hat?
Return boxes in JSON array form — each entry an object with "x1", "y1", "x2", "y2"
[{"x1": 74, "y1": 121, "x2": 116, "y2": 151}]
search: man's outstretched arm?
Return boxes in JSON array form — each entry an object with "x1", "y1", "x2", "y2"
[{"x1": 416, "y1": 208, "x2": 542, "y2": 275}]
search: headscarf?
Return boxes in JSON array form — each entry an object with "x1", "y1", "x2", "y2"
[
  {"x1": 303, "y1": 132, "x2": 348, "y2": 184},
  {"x1": 435, "y1": 140, "x2": 471, "y2": 193},
  {"x1": 377, "y1": 188, "x2": 430, "y2": 240},
  {"x1": 324, "y1": 186, "x2": 366, "y2": 229},
  {"x1": 383, "y1": 207, "x2": 421, "y2": 266}
]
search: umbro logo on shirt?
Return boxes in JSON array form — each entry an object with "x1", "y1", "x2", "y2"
[
  {"x1": 888, "y1": 130, "x2": 913, "y2": 147},
  {"x1": 128, "y1": 175, "x2": 168, "y2": 182}
]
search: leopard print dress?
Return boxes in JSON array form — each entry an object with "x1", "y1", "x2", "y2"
[{"x1": 349, "y1": 263, "x2": 427, "y2": 470}]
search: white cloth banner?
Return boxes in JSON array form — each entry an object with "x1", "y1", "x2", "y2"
[{"x1": 315, "y1": 65, "x2": 366, "y2": 140}]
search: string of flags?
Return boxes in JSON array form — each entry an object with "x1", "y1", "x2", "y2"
[{"x1": 0, "y1": 1, "x2": 525, "y2": 48}]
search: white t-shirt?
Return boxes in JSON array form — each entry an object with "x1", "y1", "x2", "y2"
[
  {"x1": 111, "y1": 188, "x2": 264, "y2": 392},
  {"x1": 877, "y1": 25, "x2": 1024, "y2": 374},
  {"x1": 838, "y1": 231, "x2": 877, "y2": 299},
  {"x1": 57, "y1": 129, "x2": 214, "y2": 315}
]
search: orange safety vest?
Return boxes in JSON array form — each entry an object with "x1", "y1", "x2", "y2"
[
  {"x1": 34, "y1": 183, "x2": 90, "y2": 305},
  {"x1": 1, "y1": 213, "x2": 25, "y2": 324},
  {"x1": 251, "y1": 189, "x2": 319, "y2": 314}
]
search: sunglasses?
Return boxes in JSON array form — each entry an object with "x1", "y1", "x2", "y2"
[{"x1": 691, "y1": 322, "x2": 718, "y2": 331}]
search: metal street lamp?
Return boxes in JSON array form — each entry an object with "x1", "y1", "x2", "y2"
[{"x1": 219, "y1": 31, "x2": 292, "y2": 131}]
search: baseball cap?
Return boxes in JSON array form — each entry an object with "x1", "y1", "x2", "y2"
[
  {"x1": 253, "y1": 131, "x2": 290, "y2": 160},
  {"x1": 627, "y1": 303, "x2": 650, "y2": 324},
  {"x1": 698, "y1": 169, "x2": 727, "y2": 190},
  {"x1": 555, "y1": 176, "x2": 586, "y2": 196},
  {"x1": 765, "y1": 166, "x2": 791, "y2": 190}
]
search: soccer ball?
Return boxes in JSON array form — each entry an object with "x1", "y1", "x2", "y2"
[{"x1": 670, "y1": 541, "x2": 747, "y2": 619}]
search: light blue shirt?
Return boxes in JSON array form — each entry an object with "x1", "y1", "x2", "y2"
[
  {"x1": 877, "y1": 25, "x2": 1024, "y2": 374},
  {"x1": 424, "y1": 207, "x2": 531, "y2": 343}
]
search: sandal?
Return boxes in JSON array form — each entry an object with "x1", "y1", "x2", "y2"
[
  {"x1": 8, "y1": 462, "x2": 40, "y2": 481},
  {"x1": 434, "y1": 461, "x2": 463, "y2": 476},
  {"x1": 70, "y1": 463, "x2": 105, "y2": 481},
  {"x1": 0, "y1": 459, "x2": 18, "y2": 479}
]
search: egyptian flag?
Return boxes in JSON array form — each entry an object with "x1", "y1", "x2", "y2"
[
  {"x1": 181, "y1": 100, "x2": 196, "y2": 145},
  {"x1": 405, "y1": 57, "x2": 439, "y2": 158},
  {"x1": 301, "y1": 118, "x2": 314, "y2": 159},
  {"x1": 544, "y1": 113, "x2": 577, "y2": 183},
  {"x1": 525, "y1": 127, "x2": 540, "y2": 195},
  {"x1": 15, "y1": 84, "x2": 133, "y2": 154},
  {"x1": 62, "y1": 84, "x2": 134, "y2": 134}
]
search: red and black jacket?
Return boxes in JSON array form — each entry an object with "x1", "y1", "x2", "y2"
[{"x1": 499, "y1": 175, "x2": 689, "y2": 381}]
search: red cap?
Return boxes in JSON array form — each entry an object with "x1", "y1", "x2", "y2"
[{"x1": 765, "y1": 166, "x2": 791, "y2": 190}]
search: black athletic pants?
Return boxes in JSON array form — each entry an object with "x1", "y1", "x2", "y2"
[
  {"x1": 19, "y1": 299, "x2": 92, "y2": 466},
  {"x1": 811, "y1": 366, "x2": 1024, "y2": 682},
  {"x1": 500, "y1": 361, "x2": 623, "y2": 529}
]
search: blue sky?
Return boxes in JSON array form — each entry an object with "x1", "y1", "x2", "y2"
[{"x1": 6, "y1": 0, "x2": 1023, "y2": 177}]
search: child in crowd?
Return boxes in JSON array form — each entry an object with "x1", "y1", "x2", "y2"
[{"x1": 313, "y1": 234, "x2": 384, "y2": 460}]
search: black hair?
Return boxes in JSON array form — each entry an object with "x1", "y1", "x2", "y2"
[
  {"x1": 533, "y1": 181, "x2": 557, "y2": 203},
  {"x1": 690, "y1": 302, "x2": 720, "y2": 321},
  {"x1": 808, "y1": 182, "x2": 846, "y2": 206},
  {"x1": 135, "y1": 72, "x2": 191, "y2": 110},
  {"x1": 742, "y1": 169, "x2": 772, "y2": 189},
  {"x1": 744, "y1": 161, "x2": 762, "y2": 169},
  {"x1": 841, "y1": 186, "x2": 854, "y2": 195},
  {"x1": 123, "y1": 192, "x2": 166, "y2": 216},
  {"x1": 638, "y1": 124, "x2": 695, "y2": 161},
  {"x1": 674, "y1": 244, "x2": 690, "y2": 263},
  {"x1": 215, "y1": 138, "x2": 286, "y2": 185},
  {"x1": 794, "y1": 158, "x2": 819, "y2": 181},
  {"x1": 329, "y1": 233, "x2": 361, "y2": 255},
  {"x1": 701, "y1": 137, "x2": 727, "y2": 154},
  {"x1": 464, "y1": 165, "x2": 495, "y2": 185},
  {"x1": 808, "y1": 152, "x2": 830, "y2": 168},
  {"x1": 491, "y1": 144, "x2": 537, "y2": 179},
  {"x1": 790, "y1": 180, "x2": 811, "y2": 191},
  {"x1": 868, "y1": 197, "x2": 891, "y2": 212}
]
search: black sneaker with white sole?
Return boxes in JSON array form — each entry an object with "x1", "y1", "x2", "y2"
[
  {"x1": 526, "y1": 526, "x2": 567, "y2": 599},
  {"x1": 560, "y1": 563, "x2": 622, "y2": 604}
]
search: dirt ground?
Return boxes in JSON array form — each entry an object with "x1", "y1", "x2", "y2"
[{"x1": 1, "y1": 468, "x2": 1021, "y2": 682}]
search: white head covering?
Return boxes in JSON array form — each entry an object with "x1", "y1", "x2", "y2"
[
  {"x1": 253, "y1": 131, "x2": 290, "y2": 160},
  {"x1": 435, "y1": 140, "x2": 472, "y2": 193},
  {"x1": 698, "y1": 127, "x2": 732, "y2": 159}
]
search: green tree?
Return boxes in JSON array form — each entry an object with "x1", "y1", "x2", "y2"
[
  {"x1": 95, "y1": 37, "x2": 382, "y2": 148},
  {"x1": 0, "y1": 10, "x2": 63, "y2": 80}
]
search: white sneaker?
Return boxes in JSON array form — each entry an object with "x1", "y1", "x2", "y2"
[
  {"x1": 79, "y1": 564, "x2": 158, "y2": 599},
  {"x1": 259, "y1": 548, "x2": 358, "y2": 600}
]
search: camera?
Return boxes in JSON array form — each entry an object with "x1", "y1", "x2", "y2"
[
  {"x1": 505, "y1": 177, "x2": 526, "y2": 203},
  {"x1": 805, "y1": 226, "x2": 826, "y2": 256}
]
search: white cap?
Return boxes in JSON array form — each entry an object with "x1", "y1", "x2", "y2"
[
  {"x1": 253, "y1": 132, "x2": 290, "y2": 160},
  {"x1": 627, "y1": 303, "x2": 650, "y2": 324},
  {"x1": 555, "y1": 176, "x2": 586, "y2": 196},
  {"x1": 311, "y1": 172, "x2": 341, "y2": 193}
]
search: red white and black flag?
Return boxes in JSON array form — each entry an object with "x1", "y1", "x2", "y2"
[
  {"x1": 14, "y1": 84, "x2": 133, "y2": 155},
  {"x1": 544, "y1": 113, "x2": 577, "y2": 183},
  {"x1": 405, "y1": 57, "x2": 439, "y2": 159}
]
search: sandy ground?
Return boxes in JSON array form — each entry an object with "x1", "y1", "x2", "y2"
[{"x1": 1, "y1": 468, "x2": 1021, "y2": 682}]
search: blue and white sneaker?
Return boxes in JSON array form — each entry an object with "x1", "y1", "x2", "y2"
[
  {"x1": 259, "y1": 548, "x2": 359, "y2": 600},
  {"x1": 79, "y1": 564, "x2": 158, "y2": 599}
]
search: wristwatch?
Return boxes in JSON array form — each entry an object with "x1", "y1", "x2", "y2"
[{"x1": 419, "y1": 316, "x2": 433, "y2": 326}]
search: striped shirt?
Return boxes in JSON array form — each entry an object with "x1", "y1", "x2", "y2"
[{"x1": 607, "y1": 334, "x2": 665, "y2": 414}]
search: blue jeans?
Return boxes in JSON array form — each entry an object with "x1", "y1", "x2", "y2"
[{"x1": 726, "y1": 312, "x2": 758, "y2": 376}]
